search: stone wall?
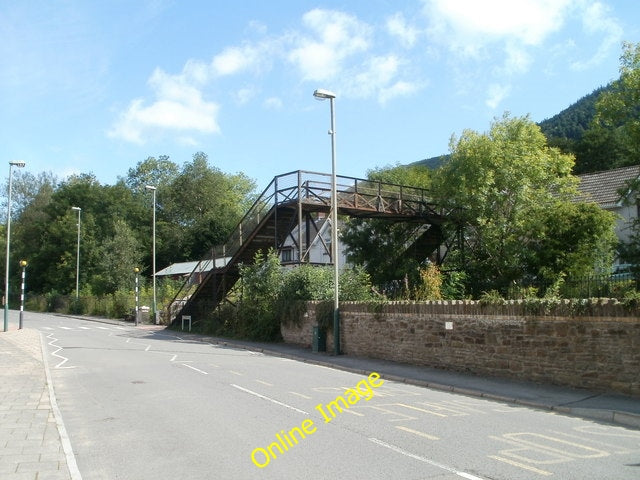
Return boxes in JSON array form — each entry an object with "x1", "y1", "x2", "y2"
[{"x1": 280, "y1": 301, "x2": 640, "y2": 396}]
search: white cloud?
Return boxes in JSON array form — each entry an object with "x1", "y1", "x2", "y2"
[
  {"x1": 501, "y1": 43, "x2": 533, "y2": 75},
  {"x1": 108, "y1": 68, "x2": 219, "y2": 144},
  {"x1": 571, "y1": 1, "x2": 623, "y2": 71},
  {"x1": 379, "y1": 80, "x2": 423, "y2": 104},
  {"x1": 288, "y1": 9, "x2": 371, "y2": 81},
  {"x1": 424, "y1": 0, "x2": 572, "y2": 50},
  {"x1": 485, "y1": 83, "x2": 511, "y2": 109},
  {"x1": 263, "y1": 97, "x2": 283, "y2": 109},
  {"x1": 108, "y1": 7, "x2": 434, "y2": 144},
  {"x1": 386, "y1": 12, "x2": 420, "y2": 48},
  {"x1": 235, "y1": 86, "x2": 257, "y2": 105},
  {"x1": 344, "y1": 55, "x2": 422, "y2": 103},
  {"x1": 212, "y1": 44, "x2": 260, "y2": 76}
]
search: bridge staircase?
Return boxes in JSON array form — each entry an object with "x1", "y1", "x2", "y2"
[{"x1": 167, "y1": 170, "x2": 454, "y2": 323}]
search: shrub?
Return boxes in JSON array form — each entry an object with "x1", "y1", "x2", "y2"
[
  {"x1": 340, "y1": 266, "x2": 375, "y2": 301},
  {"x1": 413, "y1": 264, "x2": 443, "y2": 300}
]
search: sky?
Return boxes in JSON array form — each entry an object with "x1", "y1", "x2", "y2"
[{"x1": 1, "y1": 0, "x2": 639, "y2": 191}]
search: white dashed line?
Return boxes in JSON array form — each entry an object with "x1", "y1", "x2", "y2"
[
  {"x1": 231, "y1": 384, "x2": 309, "y2": 415},
  {"x1": 369, "y1": 438, "x2": 485, "y2": 480},
  {"x1": 182, "y1": 364, "x2": 208, "y2": 375}
]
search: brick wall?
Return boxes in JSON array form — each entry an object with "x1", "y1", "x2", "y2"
[{"x1": 281, "y1": 300, "x2": 640, "y2": 396}]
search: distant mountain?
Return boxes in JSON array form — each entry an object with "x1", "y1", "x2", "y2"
[
  {"x1": 411, "y1": 83, "x2": 625, "y2": 174},
  {"x1": 410, "y1": 155, "x2": 449, "y2": 170},
  {"x1": 538, "y1": 86, "x2": 607, "y2": 141}
]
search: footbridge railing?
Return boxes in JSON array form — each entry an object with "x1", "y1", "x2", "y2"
[{"x1": 166, "y1": 170, "x2": 444, "y2": 321}]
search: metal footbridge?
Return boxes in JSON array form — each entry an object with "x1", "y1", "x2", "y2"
[{"x1": 167, "y1": 170, "x2": 453, "y2": 322}]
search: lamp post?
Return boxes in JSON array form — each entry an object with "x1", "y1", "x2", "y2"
[
  {"x1": 145, "y1": 185, "x2": 157, "y2": 324},
  {"x1": 19, "y1": 260, "x2": 26, "y2": 329},
  {"x1": 134, "y1": 267, "x2": 140, "y2": 326},
  {"x1": 4, "y1": 160, "x2": 25, "y2": 332},
  {"x1": 71, "y1": 206, "x2": 81, "y2": 299},
  {"x1": 313, "y1": 88, "x2": 340, "y2": 355}
]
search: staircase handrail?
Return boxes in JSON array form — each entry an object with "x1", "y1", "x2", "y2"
[{"x1": 166, "y1": 170, "x2": 443, "y2": 321}]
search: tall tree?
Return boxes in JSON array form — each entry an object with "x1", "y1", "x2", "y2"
[
  {"x1": 91, "y1": 219, "x2": 143, "y2": 295},
  {"x1": 161, "y1": 152, "x2": 256, "y2": 262},
  {"x1": 340, "y1": 164, "x2": 433, "y2": 286},
  {"x1": 122, "y1": 155, "x2": 179, "y2": 192},
  {"x1": 594, "y1": 42, "x2": 640, "y2": 156},
  {"x1": 431, "y1": 114, "x2": 616, "y2": 295},
  {"x1": 597, "y1": 42, "x2": 640, "y2": 273}
]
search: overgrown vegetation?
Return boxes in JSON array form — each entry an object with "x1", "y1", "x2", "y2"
[
  {"x1": 24, "y1": 279, "x2": 181, "y2": 320},
  {"x1": 1, "y1": 152, "x2": 255, "y2": 301},
  {"x1": 197, "y1": 250, "x2": 377, "y2": 341}
]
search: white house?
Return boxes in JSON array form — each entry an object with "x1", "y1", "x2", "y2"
[
  {"x1": 279, "y1": 213, "x2": 348, "y2": 269},
  {"x1": 576, "y1": 164, "x2": 640, "y2": 265}
]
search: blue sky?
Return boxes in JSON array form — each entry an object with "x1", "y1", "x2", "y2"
[{"x1": 1, "y1": 0, "x2": 638, "y2": 190}]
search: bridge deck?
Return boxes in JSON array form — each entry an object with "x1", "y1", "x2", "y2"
[{"x1": 168, "y1": 170, "x2": 453, "y2": 322}]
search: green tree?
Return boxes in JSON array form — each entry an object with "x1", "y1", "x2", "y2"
[
  {"x1": 431, "y1": 114, "x2": 615, "y2": 295},
  {"x1": 236, "y1": 250, "x2": 284, "y2": 340},
  {"x1": 4, "y1": 172, "x2": 58, "y2": 295},
  {"x1": 595, "y1": 42, "x2": 640, "y2": 275},
  {"x1": 594, "y1": 41, "x2": 640, "y2": 155},
  {"x1": 340, "y1": 163, "x2": 435, "y2": 288},
  {"x1": 91, "y1": 219, "x2": 144, "y2": 295},
  {"x1": 162, "y1": 152, "x2": 256, "y2": 262},
  {"x1": 366, "y1": 163, "x2": 432, "y2": 187},
  {"x1": 341, "y1": 218, "x2": 426, "y2": 287},
  {"x1": 122, "y1": 155, "x2": 179, "y2": 192}
]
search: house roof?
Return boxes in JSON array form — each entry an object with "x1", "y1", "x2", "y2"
[
  {"x1": 576, "y1": 165, "x2": 640, "y2": 208},
  {"x1": 155, "y1": 258, "x2": 230, "y2": 277}
]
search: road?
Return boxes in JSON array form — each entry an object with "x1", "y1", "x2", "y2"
[{"x1": 25, "y1": 312, "x2": 640, "y2": 479}]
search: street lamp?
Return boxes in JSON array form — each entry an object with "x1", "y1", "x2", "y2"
[
  {"x1": 145, "y1": 185, "x2": 157, "y2": 324},
  {"x1": 4, "y1": 160, "x2": 25, "y2": 332},
  {"x1": 71, "y1": 206, "x2": 81, "y2": 299},
  {"x1": 19, "y1": 260, "x2": 27, "y2": 329},
  {"x1": 313, "y1": 88, "x2": 340, "y2": 355}
]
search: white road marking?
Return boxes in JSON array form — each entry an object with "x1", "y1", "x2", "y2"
[
  {"x1": 59, "y1": 326, "x2": 73, "y2": 330},
  {"x1": 231, "y1": 384, "x2": 309, "y2": 415},
  {"x1": 369, "y1": 438, "x2": 486, "y2": 480},
  {"x1": 290, "y1": 391, "x2": 312, "y2": 399},
  {"x1": 40, "y1": 326, "x2": 54, "y2": 330},
  {"x1": 78, "y1": 326, "x2": 91, "y2": 330},
  {"x1": 96, "y1": 326, "x2": 110, "y2": 330},
  {"x1": 181, "y1": 364, "x2": 208, "y2": 375},
  {"x1": 40, "y1": 332, "x2": 83, "y2": 480},
  {"x1": 46, "y1": 333, "x2": 75, "y2": 369}
]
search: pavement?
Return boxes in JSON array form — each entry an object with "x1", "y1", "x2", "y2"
[
  {"x1": 0, "y1": 327, "x2": 79, "y2": 480},
  {"x1": 1, "y1": 313, "x2": 639, "y2": 480}
]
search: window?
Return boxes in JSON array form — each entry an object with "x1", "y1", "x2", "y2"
[{"x1": 281, "y1": 248, "x2": 293, "y2": 263}]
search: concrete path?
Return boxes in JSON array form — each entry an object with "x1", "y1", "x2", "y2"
[{"x1": 0, "y1": 328, "x2": 80, "y2": 480}]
